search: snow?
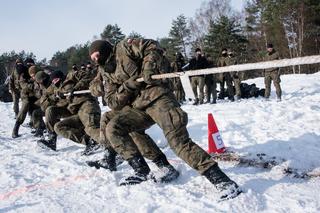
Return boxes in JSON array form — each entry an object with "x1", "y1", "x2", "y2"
[{"x1": 0, "y1": 73, "x2": 320, "y2": 212}]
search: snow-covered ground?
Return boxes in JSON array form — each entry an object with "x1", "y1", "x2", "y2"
[{"x1": 0, "y1": 73, "x2": 319, "y2": 212}]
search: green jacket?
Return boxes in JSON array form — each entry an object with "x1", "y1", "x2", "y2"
[{"x1": 264, "y1": 50, "x2": 280, "y2": 72}]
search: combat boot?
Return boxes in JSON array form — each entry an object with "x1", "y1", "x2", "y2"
[
  {"x1": 211, "y1": 99, "x2": 217, "y2": 104},
  {"x1": 37, "y1": 132, "x2": 57, "y2": 151},
  {"x1": 33, "y1": 128, "x2": 44, "y2": 137},
  {"x1": 81, "y1": 136, "x2": 100, "y2": 156},
  {"x1": 12, "y1": 122, "x2": 21, "y2": 138},
  {"x1": 192, "y1": 98, "x2": 199, "y2": 105},
  {"x1": 86, "y1": 147, "x2": 117, "y2": 171},
  {"x1": 199, "y1": 99, "x2": 204, "y2": 105},
  {"x1": 203, "y1": 165, "x2": 242, "y2": 201},
  {"x1": 119, "y1": 155, "x2": 152, "y2": 186},
  {"x1": 152, "y1": 154, "x2": 179, "y2": 183}
]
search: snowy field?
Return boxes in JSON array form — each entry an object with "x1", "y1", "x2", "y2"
[{"x1": 0, "y1": 73, "x2": 320, "y2": 213}]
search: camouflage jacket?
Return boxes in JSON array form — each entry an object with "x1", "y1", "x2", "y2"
[
  {"x1": 90, "y1": 39, "x2": 172, "y2": 110},
  {"x1": 264, "y1": 50, "x2": 280, "y2": 72},
  {"x1": 58, "y1": 69, "x2": 96, "y2": 114},
  {"x1": 9, "y1": 68, "x2": 20, "y2": 92}
]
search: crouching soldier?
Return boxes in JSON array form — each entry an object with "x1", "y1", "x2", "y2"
[
  {"x1": 51, "y1": 65, "x2": 101, "y2": 155},
  {"x1": 87, "y1": 60, "x2": 179, "y2": 183},
  {"x1": 89, "y1": 39, "x2": 241, "y2": 200}
]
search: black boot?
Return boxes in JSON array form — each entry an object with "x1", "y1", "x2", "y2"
[
  {"x1": 203, "y1": 165, "x2": 242, "y2": 201},
  {"x1": 87, "y1": 147, "x2": 117, "y2": 171},
  {"x1": 119, "y1": 155, "x2": 151, "y2": 186},
  {"x1": 12, "y1": 122, "x2": 20, "y2": 138},
  {"x1": 33, "y1": 128, "x2": 44, "y2": 137},
  {"x1": 81, "y1": 136, "x2": 100, "y2": 156},
  {"x1": 37, "y1": 132, "x2": 57, "y2": 151},
  {"x1": 192, "y1": 98, "x2": 199, "y2": 105},
  {"x1": 153, "y1": 154, "x2": 179, "y2": 183}
]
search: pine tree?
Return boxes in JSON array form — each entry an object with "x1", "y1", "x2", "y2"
[
  {"x1": 158, "y1": 37, "x2": 176, "y2": 62},
  {"x1": 128, "y1": 31, "x2": 144, "y2": 39},
  {"x1": 169, "y1": 14, "x2": 191, "y2": 59},
  {"x1": 204, "y1": 16, "x2": 248, "y2": 62},
  {"x1": 100, "y1": 24, "x2": 125, "y2": 45}
]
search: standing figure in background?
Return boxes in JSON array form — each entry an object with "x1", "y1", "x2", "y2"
[
  {"x1": 188, "y1": 48, "x2": 208, "y2": 105},
  {"x1": 217, "y1": 48, "x2": 234, "y2": 101},
  {"x1": 263, "y1": 43, "x2": 282, "y2": 101}
]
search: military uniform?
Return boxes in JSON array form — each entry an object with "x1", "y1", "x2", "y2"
[
  {"x1": 12, "y1": 64, "x2": 41, "y2": 138},
  {"x1": 217, "y1": 56, "x2": 234, "y2": 100},
  {"x1": 96, "y1": 39, "x2": 217, "y2": 174},
  {"x1": 53, "y1": 68, "x2": 101, "y2": 145},
  {"x1": 225, "y1": 55, "x2": 242, "y2": 99},
  {"x1": 89, "y1": 39, "x2": 241, "y2": 198},
  {"x1": 188, "y1": 54, "x2": 207, "y2": 104},
  {"x1": 204, "y1": 58, "x2": 217, "y2": 104},
  {"x1": 171, "y1": 54, "x2": 185, "y2": 103},
  {"x1": 89, "y1": 63, "x2": 169, "y2": 162},
  {"x1": 9, "y1": 64, "x2": 21, "y2": 118},
  {"x1": 263, "y1": 49, "x2": 282, "y2": 99}
]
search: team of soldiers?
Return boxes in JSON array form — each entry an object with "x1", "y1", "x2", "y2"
[{"x1": 7, "y1": 39, "x2": 283, "y2": 201}]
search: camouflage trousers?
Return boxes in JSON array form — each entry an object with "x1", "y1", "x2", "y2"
[
  {"x1": 31, "y1": 108, "x2": 45, "y2": 130},
  {"x1": 11, "y1": 90, "x2": 20, "y2": 117},
  {"x1": 100, "y1": 108, "x2": 163, "y2": 161},
  {"x1": 217, "y1": 73, "x2": 234, "y2": 99},
  {"x1": 264, "y1": 70, "x2": 282, "y2": 98},
  {"x1": 204, "y1": 74, "x2": 217, "y2": 102},
  {"x1": 105, "y1": 94, "x2": 217, "y2": 174},
  {"x1": 54, "y1": 100, "x2": 101, "y2": 144},
  {"x1": 172, "y1": 78, "x2": 185, "y2": 103},
  {"x1": 16, "y1": 97, "x2": 38, "y2": 126},
  {"x1": 45, "y1": 106, "x2": 72, "y2": 133},
  {"x1": 231, "y1": 72, "x2": 242, "y2": 98},
  {"x1": 191, "y1": 76, "x2": 205, "y2": 102}
]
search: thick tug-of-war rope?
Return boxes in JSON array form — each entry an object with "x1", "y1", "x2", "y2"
[{"x1": 68, "y1": 55, "x2": 320, "y2": 95}]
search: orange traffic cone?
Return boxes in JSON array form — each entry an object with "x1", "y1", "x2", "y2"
[{"x1": 208, "y1": 113, "x2": 226, "y2": 154}]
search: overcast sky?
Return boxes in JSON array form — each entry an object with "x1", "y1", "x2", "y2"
[{"x1": 0, "y1": 0, "x2": 244, "y2": 60}]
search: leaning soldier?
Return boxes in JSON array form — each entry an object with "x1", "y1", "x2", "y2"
[{"x1": 89, "y1": 39, "x2": 241, "y2": 200}]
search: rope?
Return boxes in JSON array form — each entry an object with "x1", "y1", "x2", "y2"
[
  {"x1": 137, "y1": 54, "x2": 320, "y2": 82},
  {"x1": 66, "y1": 55, "x2": 320, "y2": 94}
]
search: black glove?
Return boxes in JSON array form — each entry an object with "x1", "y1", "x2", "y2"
[
  {"x1": 124, "y1": 76, "x2": 141, "y2": 91},
  {"x1": 143, "y1": 70, "x2": 160, "y2": 85}
]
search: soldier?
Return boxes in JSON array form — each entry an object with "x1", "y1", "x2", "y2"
[
  {"x1": 37, "y1": 71, "x2": 71, "y2": 151},
  {"x1": 28, "y1": 66, "x2": 46, "y2": 137},
  {"x1": 89, "y1": 39, "x2": 241, "y2": 200},
  {"x1": 264, "y1": 43, "x2": 282, "y2": 101},
  {"x1": 51, "y1": 64, "x2": 101, "y2": 155},
  {"x1": 171, "y1": 52, "x2": 186, "y2": 103},
  {"x1": 87, "y1": 47, "x2": 179, "y2": 182},
  {"x1": 8, "y1": 59, "x2": 23, "y2": 118},
  {"x1": 204, "y1": 54, "x2": 217, "y2": 104},
  {"x1": 11, "y1": 63, "x2": 38, "y2": 138},
  {"x1": 188, "y1": 48, "x2": 208, "y2": 105},
  {"x1": 226, "y1": 50, "x2": 242, "y2": 100},
  {"x1": 217, "y1": 49, "x2": 235, "y2": 101}
]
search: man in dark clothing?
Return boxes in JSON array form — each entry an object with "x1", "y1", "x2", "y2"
[{"x1": 188, "y1": 48, "x2": 208, "y2": 105}]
